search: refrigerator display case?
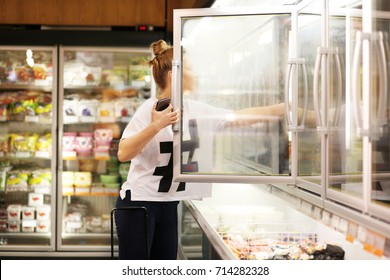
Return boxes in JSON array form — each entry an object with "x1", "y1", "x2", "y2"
[
  {"x1": 58, "y1": 47, "x2": 151, "y2": 251},
  {"x1": 0, "y1": 46, "x2": 57, "y2": 251},
  {"x1": 181, "y1": 184, "x2": 384, "y2": 260},
  {"x1": 173, "y1": 0, "x2": 390, "y2": 260}
]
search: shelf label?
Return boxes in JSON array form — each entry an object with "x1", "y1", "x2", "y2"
[
  {"x1": 313, "y1": 207, "x2": 322, "y2": 219},
  {"x1": 0, "y1": 116, "x2": 6, "y2": 122},
  {"x1": 357, "y1": 226, "x2": 367, "y2": 243},
  {"x1": 338, "y1": 218, "x2": 349, "y2": 234},
  {"x1": 34, "y1": 79, "x2": 50, "y2": 86},
  {"x1": 15, "y1": 152, "x2": 31, "y2": 158},
  {"x1": 80, "y1": 116, "x2": 97, "y2": 123},
  {"x1": 346, "y1": 222, "x2": 358, "y2": 243},
  {"x1": 384, "y1": 238, "x2": 390, "y2": 258},
  {"x1": 331, "y1": 214, "x2": 340, "y2": 230},
  {"x1": 63, "y1": 116, "x2": 78, "y2": 124},
  {"x1": 0, "y1": 151, "x2": 4, "y2": 157},
  {"x1": 301, "y1": 201, "x2": 312, "y2": 214},
  {"x1": 372, "y1": 233, "x2": 386, "y2": 257},
  {"x1": 363, "y1": 230, "x2": 376, "y2": 253},
  {"x1": 94, "y1": 151, "x2": 110, "y2": 160},
  {"x1": 99, "y1": 116, "x2": 116, "y2": 123},
  {"x1": 322, "y1": 210, "x2": 331, "y2": 225},
  {"x1": 63, "y1": 151, "x2": 77, "y2": 160},
  {"x1": 363, "y1": 230, "x2": 385, "y2": 257},
  {"x1": 25, "y1": 115, "x2": 39, "y2": 122},
  {"x1": 35, "y1": 151, "x2": 50, "y2": 158},
  {"x1": 120, "y1": 116, "x2": 131, "y2": 123}
]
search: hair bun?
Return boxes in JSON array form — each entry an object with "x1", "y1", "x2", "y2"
[{"x1": 151, "y1": 40, "x2": 171, "y2": 56}]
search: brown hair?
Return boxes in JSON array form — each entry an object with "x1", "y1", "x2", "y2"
[{"x1": 149, "y1": 40, "x2": 173, "y2": 93}]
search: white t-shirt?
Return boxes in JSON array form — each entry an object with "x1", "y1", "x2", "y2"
[{"x1": 119, "y1": 97, "x2": 230, "y2": 202}]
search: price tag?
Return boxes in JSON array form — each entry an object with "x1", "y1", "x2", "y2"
[
  {"x1": 322, "y1": 211, "x2": 331, "y2": 225},
  {"x1": 301, "y1": 201, "x2": 312, "y2": 214},
  {"x1": 0, "y1": 152, "x2": 4, "y2": 157},
  {"x1": 25, "y1": 115, "x2": 39, "y2": 122},
  {"x1": 63, "y1": 116, "x2": 78, "y2": 124},
  {"x1": 372, "y1": 233, "x2": 386, "y2": 257},
  {"x1": 331, "y1": 215, "x2": 340, "y2": 230},
  {"x1": 34, "y1": 79, "x2": 50, "y2": 86},
  {"x1": 120, "y1": 116, "x2": 131, "y2": 123},
  {"x1": 346, "y1": 222, "x2": 358, "y2": 243},
  {"x1": 0, "y1": 116, "x2": 6, "y2": 122},
  {"x1": 80, "y1": 116, "x2": 97, "y2": 123},
  {"x1": 363, "y1": 230, "x2": 376, "y2": 253},
  {"x1": 15, "y1": 152, "x2": 31, "y2": 158},
  {"x1": 338, "y1": 218, "x2": 349, "y2": 234},
  {"x1": 357, "y1": 226, "x2": 367, "y2": 243},
  {"x1": 63, "y1": 151, "x2": 77, "y2": 160},
  {"x1": 384, "y1": 238, "x2": 390, "y2": 258},
  {"x1": 94, "y1": 151, "x2": 110, "y2": 160},
  {"x1": 99, "y1": 116, "x2": 116, "y2": 123},
  {"x1": 35, "y1": 151, "x2": 50, "y2": 158},
  {"x1": 313, "y1": 207, "x2": 322, "y2": 219}
]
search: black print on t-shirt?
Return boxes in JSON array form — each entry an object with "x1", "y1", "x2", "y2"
[{"x1": 153, "y1": 141, "x2": 186, "y2": 192}]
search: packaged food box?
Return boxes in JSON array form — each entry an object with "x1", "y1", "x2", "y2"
[
  {"x1": 7, "y1": 204, "x2": 22, "y2": 221},
  {"x1": 74, "y1": 172, "x2": 91, "y2": 187},
  {"x1": 79, "y1": 99, "x2": 99, "y2": 122},
  {"x1": 36, "y1": 205, "x2": 51, "y2": 221},
  {"x1": 28, "y1": 193, "x2": 44, "y2": 206},
  {"x1": 22, "y1": 220, "x2": 37, "y2": 232},
  {"x1": 63, "y1": 99, "x2": 79, "y2": 123},
  {"x1": 7, "y1": 221, "x2": 20, "y2": 232},
  {"x1": 22, "y1": 206, "x2": 35, "y2": 220},
  {"x1": 36, "y1": 220, "x2": 50, "y2": 233},
  {"x1": 0, "y1": 219, "x2": 6, "y2": 231},
  {"x1": 6, "y1": 171, "x2": 29, "y2": 192},
  {"x1": 28, "y1": 169, "x2": 51, "y2": 189},
  {"x1": 97, "y1": 101, "x2": 115, "y2": 122},
  {"x1": 62, "y1": 171, "x2": 74, "y2": 187},
  {"x1": 115, "y1": 98, "x2": 135, "y2": 119}
]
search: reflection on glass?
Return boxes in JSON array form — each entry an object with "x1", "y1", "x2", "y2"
[
  {"x1": 297, "y1": 13, "x2": 321, "y2": 180},
  {"x1": 370, "y1": 1, "x2": 390, "y2": 208},
  {"x1": 180, "y1": 14, "x2": 291, "y2": 176}
]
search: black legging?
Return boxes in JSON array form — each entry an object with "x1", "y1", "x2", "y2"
[{"x1": 114, "y1": 190, "x2": 179, "y2": 260}]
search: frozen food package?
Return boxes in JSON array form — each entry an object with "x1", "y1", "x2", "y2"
[
  {"x1": 74, "y1": 172, "x2": 92, "y2": 187},
  {"x1": 7, "y1": 221, "x2": 20, "y2": 232},
  {"x1": 6, "y1": 171, "x2": 29, "y2": 192},
  {"x1": 36, "y1": 220, "x2": 50, "y2": 232},
  {"x1": 22, "y1": 206, "x2": 35, "y2": 220},
  {"x1": 28, "y1": 193, "x2": 44, "y2": 206},
  {"x1": 114, "y1": 98, "x2": 135, "y2": 119},
  {"x1": 7, "y1": 204, "x2": 22, "y2": 221},
  {"x1": 36, "y1": 205, "x2": 51, "y2": 221},
  {"x1": 78, "y1": 99, "x2": 99, "y2": 121}
]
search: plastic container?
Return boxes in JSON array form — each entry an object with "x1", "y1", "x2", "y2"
[{"x1": 100, "y1": 174, "x2": 119, "y2": 184}]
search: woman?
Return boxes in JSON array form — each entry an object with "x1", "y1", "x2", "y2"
[{"x1": 115, "y1": 40, "x2": 197, "y2": 260}]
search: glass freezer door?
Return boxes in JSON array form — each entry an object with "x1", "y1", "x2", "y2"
[
  {"x1": 172, "y1": 8, "x2": 293, "y2": 184},
  {"x1": 367, "y1": 0, "x2": 390, "y2": 222},
  {"x1": 0, "y1": 46, "x2": 57, "y2": 252},
  {"x1": 58, "y1": 47, "x2": 151, "y2": 250}
]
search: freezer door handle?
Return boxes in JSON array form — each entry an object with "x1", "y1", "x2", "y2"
[
  {"x1": 285, "y1": 58, "x2": 308, "y2": 131},
  {"x1": 171, "y1": 60, "x2": 181, "y2": 133}
]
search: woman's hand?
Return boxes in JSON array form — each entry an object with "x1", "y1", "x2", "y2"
[
  {"x1": 152, "y1": 103, "x2": 180, "y2": 130},
  {"x1": 118, "y1": 103, "x2": 180, "y2": 162}
]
